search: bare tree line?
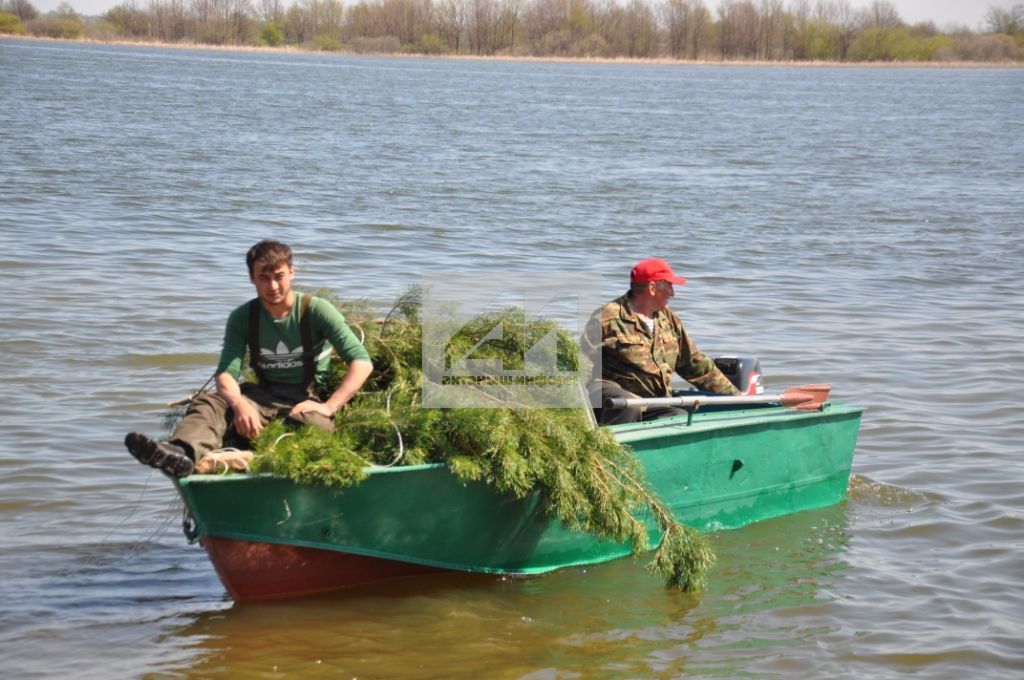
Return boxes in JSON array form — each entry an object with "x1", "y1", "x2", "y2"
[{"x1": 3, "y1": 0, "x2": 1023, "y2": 62}]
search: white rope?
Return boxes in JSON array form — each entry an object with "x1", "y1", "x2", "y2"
[
  {"x1": 379, "y1": 421, "x2": 405, "y2": 468},
  {"x1": 370, "y1": 387, "x2": 405, "y2": 468},
  {"x1": 351, "y1": 324, "x2": 366, "y2": 345},
  {"x1": 198, "y1": 446, "x2": 255, "y2": 474},
  {"x1": 207, "y1": 446, "x2": 252, "y2": 454}
]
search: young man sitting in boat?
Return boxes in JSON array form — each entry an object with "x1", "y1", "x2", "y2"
[
  {"x1": 125, "y1": 240, "x2": 373, "y2": 477},
  {"x1": 582, "y1": 257, "x2": 739, "y2": 425}
]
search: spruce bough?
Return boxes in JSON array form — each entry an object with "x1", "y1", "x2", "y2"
[{"x1": 248, "y1": 288, "x2": 715, "y2": 591}]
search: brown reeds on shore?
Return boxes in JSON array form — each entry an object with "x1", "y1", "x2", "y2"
[{"x1": 5, "y1": 34, "x2": 1022, "y2": 69}]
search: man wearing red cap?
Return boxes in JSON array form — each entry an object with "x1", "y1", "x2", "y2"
[{"x1": 582, "y1": 258, "x2": 739, "y2": 424}]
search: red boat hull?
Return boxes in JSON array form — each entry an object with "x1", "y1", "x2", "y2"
[{"x1": 201, "y1": 536, "x2": 443, "y2": 600}]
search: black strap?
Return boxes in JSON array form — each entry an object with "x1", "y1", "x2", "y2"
[
  {"x1": 247, "y1": 294, "x2": 318, "y2": 397},
  {"x1": 247, "y1": 298, "x2": 265, "y2": 385},
  {"x1": 299, "y1": 294, "x2": 315, "y2": 397}
]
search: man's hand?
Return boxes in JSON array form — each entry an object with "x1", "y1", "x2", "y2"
[
  {"x1": 289, "y1": 400, "x2": 334, "y2": 419},
  {"x1": 318, "y1": 359, "x2": 373, "y2": 417},
  {"x1": 233, "y1": 399, "x2": 264, "y2": 438},
  {"x1": 216, "y1": 372, "x2": 265, "y2": 438}
]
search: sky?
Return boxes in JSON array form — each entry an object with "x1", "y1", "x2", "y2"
[{"x1": 27, "y1": 0, "x2": 1015, "y2": 32}]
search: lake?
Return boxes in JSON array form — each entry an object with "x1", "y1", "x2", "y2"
[{"x1": 1, "y1": 38, "x2": 1022, "y2": 678}]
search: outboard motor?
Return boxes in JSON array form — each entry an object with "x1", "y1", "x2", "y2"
[{"x1": 713, "y1": 356, "x2": 763, "y2": 395}]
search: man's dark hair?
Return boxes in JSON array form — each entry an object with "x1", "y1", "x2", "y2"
[{"x1": 246, "y1": 240, "x2": 293, "y2": 276}]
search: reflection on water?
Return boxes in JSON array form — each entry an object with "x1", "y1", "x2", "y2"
[{"x1": 162, "y1": 504, "x2": 850, "y2": 677}]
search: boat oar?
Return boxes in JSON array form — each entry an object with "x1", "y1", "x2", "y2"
[{"x1": 604, "y1": 384, "x2": 832, "y2": 412}]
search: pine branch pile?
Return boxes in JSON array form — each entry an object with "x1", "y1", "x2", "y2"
[{"x1": 247, "y1": 288, "x2": 715, "y2": 591}]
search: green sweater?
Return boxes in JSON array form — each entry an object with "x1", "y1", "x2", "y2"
[{"x1": 216, "y1": 292, "x2": 370, "y2": 387}]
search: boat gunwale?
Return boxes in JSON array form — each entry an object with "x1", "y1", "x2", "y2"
[
  {"x1": 611, "y1": 402, "x2": 864, "y2": 443},
  {"x1": 178, "y1": 402, "x2": 864, "y2": 486}
]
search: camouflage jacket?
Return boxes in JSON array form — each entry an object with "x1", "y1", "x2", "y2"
[{"x1": 581, "y1": 293, "x2": 740, "y2": 398}]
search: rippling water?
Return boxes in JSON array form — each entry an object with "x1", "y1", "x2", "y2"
[{"x1": 1, "y1": 38, "x2": 1022, "y2": 678}]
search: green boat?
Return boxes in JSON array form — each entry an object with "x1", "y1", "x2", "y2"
[{"x1": 174, "y1": 398, "x2": 863, "y2": 601}]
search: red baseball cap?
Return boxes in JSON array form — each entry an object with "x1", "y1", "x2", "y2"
[{"x1": 630, "y1": 258, "x2": 687, "y2": 285}]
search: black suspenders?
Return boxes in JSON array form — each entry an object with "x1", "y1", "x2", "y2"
[
  {"x1": 247, "y1": 294, "x2": 316, "y2": 396},
  {"x1": 298, "y1": 295, "x2": 315, "y2": 394},
  {"x1": 247, "y1": 299, "x2": 265, "y2": 386}
]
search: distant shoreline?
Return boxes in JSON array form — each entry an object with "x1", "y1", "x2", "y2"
[{"x1": 5, "y1": 34, "x2": 1023, "y2": 69}]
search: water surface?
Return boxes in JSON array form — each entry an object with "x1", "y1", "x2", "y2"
[{"x1": 1, "y1": 39, "x2": 1022, "y2": 678}]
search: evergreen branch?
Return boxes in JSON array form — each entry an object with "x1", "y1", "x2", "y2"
[{"x1": 237, "y1": 287, "x2": 716, "y2": 591}]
